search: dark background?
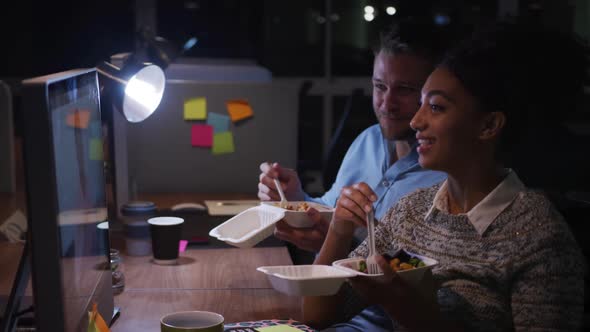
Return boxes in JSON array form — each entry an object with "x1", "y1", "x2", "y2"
[
  {"x1": 0, "y1": 0, "x2": 584, "y2": 78},
  {"x1": 0, "y1": 0, "x2": 588, "y2": 196},
  {"x1": 2, "y1": 0, "x2": 587, "y2": 178}
]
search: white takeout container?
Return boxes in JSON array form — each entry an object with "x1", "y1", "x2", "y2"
[
  {"x1": 259, "y1": 250, "x2": 438, "y2": 297},
  {"x1": 260, "y1": 201, "x2": 334, "y2": 228},
  {"x1": 209, "y1": 204, "x2": 285, "y2": 248},
  {"x1": 256, "y1": 265, "x2": 356, "y2": 296},
  {"x1": 332, "y1": 250, "x2": 438, "y2": 286}
]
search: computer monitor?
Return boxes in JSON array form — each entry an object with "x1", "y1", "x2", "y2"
[{"x1": 12, "y1": 68, "x2": 113, "y2": 331}]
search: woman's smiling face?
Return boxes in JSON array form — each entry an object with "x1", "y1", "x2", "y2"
[{"x1": 410, "y1": 67, "x2": 491, "y2": 173}]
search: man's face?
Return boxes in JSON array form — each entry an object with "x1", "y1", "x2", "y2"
[{"x1": 372, "y1": 51, "x2": 432, "y2": 140}]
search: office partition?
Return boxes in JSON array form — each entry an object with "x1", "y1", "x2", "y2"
[{"x1": 127, "y1": 79, "x2": 299, "y2": 194}]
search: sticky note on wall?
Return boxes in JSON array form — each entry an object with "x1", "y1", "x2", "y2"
[
  {"x1": 226, "y1": 99, "x2": 253, "y2": 122},
  {"x1": 184, "y1": 97, "x2": 207, "y2": 120},
  {"x1": 66, "y1": 109, "x2": 90, "y2": 129},
  {"x1": 89, "y1": 138, "x2": 103, "y2": 160},
  {"x1": 207, "y1": 112, "x2": 230, "y2": 133},
  {"x1": 89, "y1": 121, "x2": 102, "y2": 137},
  {"x1": 191, "y1": 124, "x2": 213, "y2": 147},
  {"x1": 212, "y1": 131, "x2": 235, "y2": 155}
]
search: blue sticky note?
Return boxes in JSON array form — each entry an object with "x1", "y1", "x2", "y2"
[
  {"x1": 89, "y1": 121, "x2": 102, "y2": 138},
  {"x1": 207, "y1": 112, "x2": 230, "y2": 133}
]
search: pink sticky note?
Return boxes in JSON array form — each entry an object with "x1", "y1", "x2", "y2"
[
  {"x1": 191, "y1": 124, "x2": 213, "y2": 147},
  {"x1": 179, "y1": 240, "x2": 188, "y2": 253}
]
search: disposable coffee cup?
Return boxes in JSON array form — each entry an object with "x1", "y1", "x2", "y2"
[
  {"x1": 148, "y1": 217, "x2": 184, "y2": 265},
  {"x1": 122, "y1": 201, "x2": 157, "y2": 256},
  {"x1": 96, "y1": 221, "x2": 110, "y2": 255},
  {"x1": 160, "y1": 311, "x2": 223, "y2": 332}
]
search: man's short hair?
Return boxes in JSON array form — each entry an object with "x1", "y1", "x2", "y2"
[{"x1": 374, "y1": 17, "x2": 450, "y2": 64}]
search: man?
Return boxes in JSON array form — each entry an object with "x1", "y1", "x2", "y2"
[{"x1": 259, "y1": 19, "x2": 448, "y2": 253}]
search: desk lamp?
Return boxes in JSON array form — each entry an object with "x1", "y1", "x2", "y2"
[
  {"x1": 96, "y1": 55, "x2": 166, "y2": 227},
  {"x1": 97, "y1": 30, "x2": 195, "y2": 224}
]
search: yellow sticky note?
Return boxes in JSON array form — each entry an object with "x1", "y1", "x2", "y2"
[
  {"x1": 226, "y1": 99, "x2": 253, "y2": 122},
  {"x1": 256, "y1": 325, "x2": 305, "y2": 332},
  {"x1": 89, "y1": 138, "x2": 103, "y2": 161},
  {"x1": 184, "y1": 97, "x2": 207, "y2": 120},
  {"x1": 212, "y1": 131, "x2": 235, "y2": 155}
]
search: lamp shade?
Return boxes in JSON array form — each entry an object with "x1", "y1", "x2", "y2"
[{"x1": 96, "y1": 61, "x2": 166, "y2": 123}]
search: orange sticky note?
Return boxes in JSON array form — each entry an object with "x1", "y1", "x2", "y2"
[
  {"x1": 88, "y1": 302, "x2": 110, "y2": 332},
  {"x1": 66, "y1": 109, "x2": 90, "y2": 129},
  {"x1": 184, "y1": 97, "x2": 207, "y2": 120},
  {"x1": 226, "y1": 99, "x2": 253, "y2": 122}
]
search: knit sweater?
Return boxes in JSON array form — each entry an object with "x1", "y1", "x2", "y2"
[{"x1": 349, "y1": 183, "x2": 585, "y2": 331}]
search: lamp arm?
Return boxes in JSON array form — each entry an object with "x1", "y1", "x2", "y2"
[{"x1": 96, "y1": 63, "x2": 127, "y2": 86}]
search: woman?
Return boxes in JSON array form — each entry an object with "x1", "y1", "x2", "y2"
[{"x1": 304, "y1": 23, "x2": 587, "y2": 331}]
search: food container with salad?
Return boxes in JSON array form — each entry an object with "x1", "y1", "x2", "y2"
[{"x1": 332, "y1": 248, "x2": 438, "y2": 285}]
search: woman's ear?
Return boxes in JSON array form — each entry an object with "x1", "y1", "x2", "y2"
[{"x1": 479, "y1": 112, "x2": 506, "y2": 140}]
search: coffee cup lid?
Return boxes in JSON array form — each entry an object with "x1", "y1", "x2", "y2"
[{"x1": 121, "y1": 201, "x2": 157, "y2": 216}]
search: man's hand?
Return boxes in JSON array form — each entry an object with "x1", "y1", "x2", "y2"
[
  {"x1": 258, "y1": 162, "x2": 305, "y2": 201},
  {"x1": 274, "y1": 207, "x2": 329, "y2": 252},
  {"x1": 331, "y1": 182, "x2": 377, "y2": 237}
]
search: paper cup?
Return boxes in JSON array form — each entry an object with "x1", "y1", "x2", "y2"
[{"x1": 148, "y1": 216, "x2": 184, "y2": 265}]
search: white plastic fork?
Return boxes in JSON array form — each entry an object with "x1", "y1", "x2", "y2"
[
  {"x1": 366, "y1": 209, "x2": 379, "y2": 274},
  {"x1": 274, "y1": 178, "x2": 289, "y2": 209}
]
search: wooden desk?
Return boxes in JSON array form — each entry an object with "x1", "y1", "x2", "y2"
[
  {"x1": 2, "y1": 192, "x2": 302, "y2": 330},
  {"x1": 0, "y1": 244, "x2": 302, "y2": 331},
  {"x1": 112, "y1": 247, "x2": 301, "y2": 331},
  {"x1": 136, "y1": 192, "x2": 257, "y2": 210},
  {"x1": 0, "y1": 242, "x2": 28, "y2": 295}
]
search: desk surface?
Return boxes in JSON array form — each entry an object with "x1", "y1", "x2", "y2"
[
  {"x1": 0, "y1": 242, "x2": 28, "y2": 294},
  {"x1": 112, "y1": 247, "x2": 301, "y2": 331},
  {"x1": 1, "y1": 191, "x2": 302, "y2": 332},
  {"x1": 0, "y1": 244, "x2": 302, "y2": 331},
  {"x1": 121, "y1": 247, "x2": 290, "y2": 290},
  {"x1": 136, "y1": 192, "x2": 258, "y2": 210}
]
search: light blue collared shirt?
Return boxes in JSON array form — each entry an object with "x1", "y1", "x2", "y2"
[{"x1": 306, "y1": 124, "x2": 446, "y2": 222}]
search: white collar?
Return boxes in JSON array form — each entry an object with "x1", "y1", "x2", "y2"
[{"x1": 424, "y1": 170, "x2": 525, "y2": 235}]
